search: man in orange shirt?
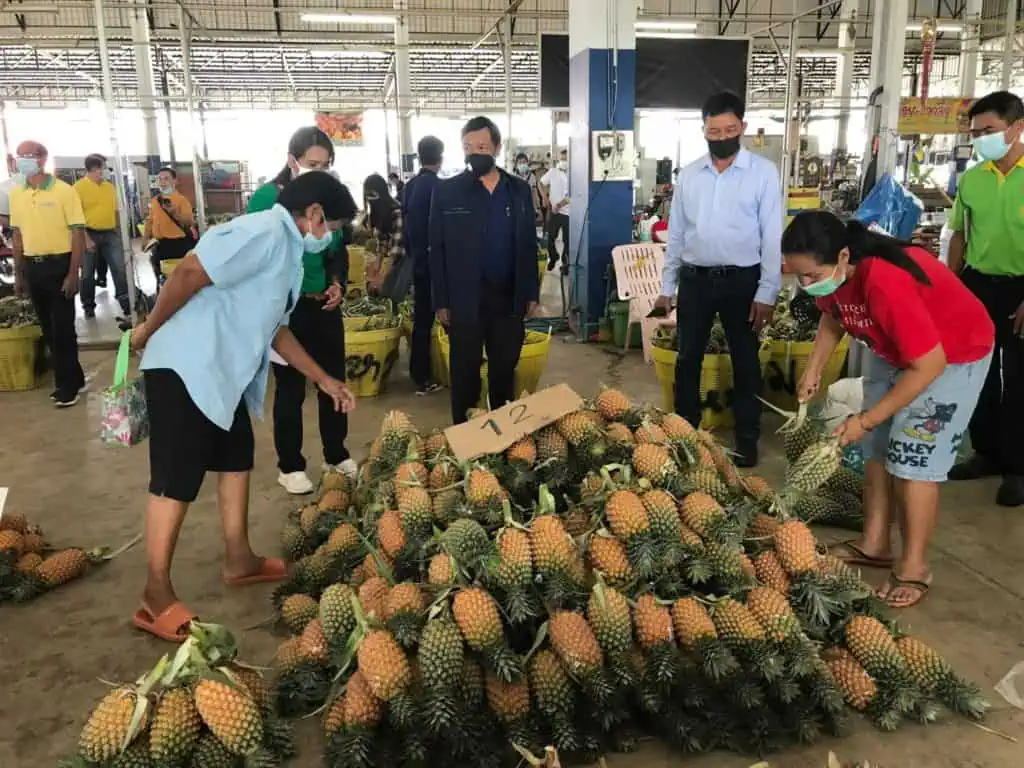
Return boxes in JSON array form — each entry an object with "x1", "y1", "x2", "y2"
[{"x1": 144, "y1": 167, "x2": 195, "y2": 282}]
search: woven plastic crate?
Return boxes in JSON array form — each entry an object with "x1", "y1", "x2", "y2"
[{"x1": 0, "y1": 325, "x2": 42, "y2": 391}]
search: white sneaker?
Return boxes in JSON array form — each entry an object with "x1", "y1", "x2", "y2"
[
  {"x1": 278, "y1": 470, "x2": 315, "y2": 495},
  {"x1": 324, "y1": 459, "x2": 359, "y2": 479}
]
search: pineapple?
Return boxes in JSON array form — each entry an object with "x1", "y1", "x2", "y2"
[
  {"x1": 786, "y1": 438, "x2": 843, "y2": 493},
  {"x1": 605, "y1": 422, "x2": 635, "y2": 450},
  {"x1": 21, "y1": 531, "x2": 43, "y2": 554},
  {"x1": 299, "y1": 618, "x2": 330, "y2": 664},
  {"x1": 528, "y1": 649, "x2": 578, "y2": 750},
  {"x1": 427, "y1": 552, "x2": 457, "y2": 585},
  {"x1": 189, "y1": 732, "x2": 238, "y2": 768},
  {"x1": 15, "y1": 552, "x2": 42, "y2": 573},
  {"x1": 536, "y1": 425, "x2": 569, "y2": 462},
  {"x1": 417, "y1": 618, "x2": 465, "y2": 696},
  {"x1": 280, "y1": 521, "x2": 306, "y2": 562},
  {"x1": 227, "y1": 665, "x2": 270, "y2": 714},
  {"x1": 0, "y1": 512, "x2": 27, "y2": 533},
  {"x1": 604, "y1": 489, "x2": 649, "y2": 540},
  {"x1": 506, "y1": 436, "x2": 537, "y2": 466},
  {"x1": 395, "y1": 460, "x2": 428, "y2": 489},
  {"x1": 711, "y1": 598, "x2": 783, "y2": 682},
  {"x1": 549, "y1": 611, "x2": 603, "y2": 676},
  {"x1": 661, "y1": 412, "x2": 697, "y2": 445},
  {"x1": 443, "y1": 518, "x2": 493, "y2": 567},
  {"x1": 826, "y1": 650, "x2": 878, "y2": 711},
  {"x1": 633, "y1": 594, "x2": 673, "y2": 651},
  {"x1": 587, "y1": 584, "x2": 634, "y2": 662},
  {"x1": 794, "y1": 493, "x2": 845, "y2": 524},
  {"x1": 697, "y1": 431, "x2": 743, "y2": 491},
  {"x1": 424, "y1": 430, "x2": 449, "y2": 461},
  {"x1": 149, "y1": 687, "x2": 202, "y2": 766},
  {"x1": 429, "y1": 461, "x2": 457, "y2": 490},
  {"x1": 595, "y1": 387, "x2": 631, "y2": 421},
  {"x1": 453, "y1": 587, "x2": 520, "y2": 681},
  {"x1": 561, "y1": 504, "x2": 592, "y2": 537},
  {"x1": 79, "y1": 686, "x2": 140, "y2": 763},
  {"x1": 773, "y1": 520, "x2": 819, "y2": 575},
  {"x1": 678, "y1": 492, "x2": 728, "y2": 541},
  {"x1": 827, "y1": 466, "x2": 864, "y2": 497},
  {"x1": 280, "y1": 593, "x2": 319, "y2": 634},
  {"x1": 634, "y1": 421, "x2": 667, "y2": 444},
  {"x1": 319, "y1": 583, "x2": 357, "y2": 643},
  {"x1": 358, "y1": 576, "x2": 390, "y2": 620},
  {"x1": 845, "y1": 616, "x2": 921, "y2": 711},
  {"x1": 376, "y1": 509, "x2": 407, "y2": 558},
  {"x1": 895, "y1": 636, "x2": 989, "y2": 720},
  {"x1": 753, "y1": 550, "x2": 792, "y2": 595},
  {"x1": 381, "y1": 410, "x2": 416, "y2": 460},
  {"x1": 343, "y1": 669, "x2": 385, "y2": 728},
  {"x1": 492, "y1": 528, "x2": 536, "y2": 623},
  {"x1": 299, "y1": 504, "x2": 324, "y2": 537},
  {"x1": 742, "y1": 475, "x2": 774, "y2": 503},
  {"x1": 321, "y1": 469, "x2": 351, "y2": 493},
  {"x1": 397, "y1": 486, "x2": 432, "y2": 540},
  {"x1": 485, "y1": 673, "x2": 531, "y2": 725},
  {"x1": 383, "y1": 582, "x2": 426, "y2": 646},
  {"x1": 748, "y1": 512, "x2": 781, "y2": 539},
  {"x1": 112, "y1": 739, "x2": 153, "y2": 768},
  {"x1": 357, "y1": 629, "x2": 412, "y2": 701},
  {"x1": 632, "y1": 443, "x2": 678, "y2": 487},
  {"x1": 36, "y1": 547, "x2": 90, "y2": 587},
  {"x1": 529, "y1": 515, "x2": 583, "y2": 604},
  {"x1": 466, "y1": 467, "x2": 503, "y2": 510},
  {"x1": 431, "y1": 488, "x2": 461, "y2": 524},
  {"x1": 322, "y1": 522, "x2": 360, "y2": 559},
  {"x1": 0, "y1": 529, "x2": 25, "y2": 557},
  {"x1": 689, "y1": 467, "x2": 731, "y2": 503},
  {"x1": 318, "y1": 488, "x2": 349, "y2": 513},
  {"x1": 274, "y1": 637, "x2": 304, "y2": 673},
  {"x1": 671, "y1": 598, "x2": 738, "y2": 680},
  {"x1": 783, "y1": 412, "x2": 823, "y2": 463},
  {"x1": 704, "y1": 542, "x2": 749, "y2": 586},
  {"x1": 587, "y1": 534, "x2": 633, "y2": 585},
  {"x1": 746, "y1": 586, "x2": 802, "y2": 643},
  {"x1": 193, "y1": 678, "x2": 264, "y2": 756}
]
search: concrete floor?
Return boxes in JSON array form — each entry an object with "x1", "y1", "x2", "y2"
[{"x1": 1, "y1": 277, "x2": 1022, "y2": 766}]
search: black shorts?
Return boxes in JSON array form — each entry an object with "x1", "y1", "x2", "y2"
[{"x1": 145, "y1": 368, "x2": 255, "y2": 503}]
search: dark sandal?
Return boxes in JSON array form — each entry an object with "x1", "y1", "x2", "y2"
[
  {"x1": 879, "y1": 572, "x2": 931, "y2": 609},
  {"x1": 827, "y1": 539, "x2": 894, "y2": 569}
]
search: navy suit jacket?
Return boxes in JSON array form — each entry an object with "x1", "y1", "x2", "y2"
[{"x1": 402, "y1": 169, "x2": 439, "y2": 277}]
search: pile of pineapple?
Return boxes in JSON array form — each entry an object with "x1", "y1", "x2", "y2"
[
  {"x1": 61, "y1": 622, "x2": 294, "y2": 768},
  {"x1": 0, "y1": 511, "x2": 120, "y2": 603},
  {"x1": 0, "y1": 295, "x2": 39, "y2": 329},
  {"x1": 265, "y1": 390, "x2": 987, "y2": 766}
]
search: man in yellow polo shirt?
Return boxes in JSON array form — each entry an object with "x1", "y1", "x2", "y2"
[
  {"x1": 73, "y1": 153, "x2": 130, "y2": 321},
  {"x1": 9, "y1": 140, "x2": 87, "y2": 407},
  {"x1": 947, "y1": 90, "x2": 1024, "y2": 507}
]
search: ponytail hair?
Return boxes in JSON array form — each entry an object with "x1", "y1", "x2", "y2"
[{"x1": 781, "y1": 210, "x2": 931, "y2": 286}]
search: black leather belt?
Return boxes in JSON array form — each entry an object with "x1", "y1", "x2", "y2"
[{"x1": 681, "y1": 263, "x2": 758, "y2": 278}]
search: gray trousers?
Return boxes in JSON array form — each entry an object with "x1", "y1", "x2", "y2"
[{"x1": 81, "y1": 228, "x2": 129, "y2": 314}]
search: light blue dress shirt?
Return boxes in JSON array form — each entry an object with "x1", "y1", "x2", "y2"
[
  {"x1": 660, "y1": 148, "x2": 783, "y2": 306},
  {"x1": 141, "y1": 203, "x2": 304, "y2": 430}
]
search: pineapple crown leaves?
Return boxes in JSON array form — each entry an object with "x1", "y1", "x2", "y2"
[
  {"x1": 536, "y1": 485, "x2": 557, "y2": 516},
  {"x1": 355, "y1": 532, "x2": 396, "y2": 586},
  {"x1": 522, "y1": 620, "x2": 549, "y2": 664}
]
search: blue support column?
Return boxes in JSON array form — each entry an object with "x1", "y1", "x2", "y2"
[{"x1": 568, "y1": 0, "x2": 636, "y2": 338}]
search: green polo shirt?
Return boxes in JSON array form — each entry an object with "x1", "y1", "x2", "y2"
[
  {"x1": 247, "y1": 182, "x2": 342, "y2": 293},
  {"x1": 948, "y1": 156, "x2": 1024, "y2": 276}
]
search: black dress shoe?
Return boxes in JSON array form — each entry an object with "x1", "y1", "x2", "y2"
[
  {"x1": 734, "y1": 445, "x2": 758, "y2": 469},
  {"x1": 996, "y1": 476, "x2": 1024, "y2": 508},
  {"x1": 948, "y1": 454, "x2": 1000, "y2": 481}
]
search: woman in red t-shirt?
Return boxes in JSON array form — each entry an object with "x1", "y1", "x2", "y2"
[{"x1": 782, "y1": 212, "x2": 994, "y2": 609}]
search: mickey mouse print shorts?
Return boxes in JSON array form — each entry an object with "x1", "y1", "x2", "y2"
[{"x1": 860, "y1": 349, "x2": 992, "y2": 482}]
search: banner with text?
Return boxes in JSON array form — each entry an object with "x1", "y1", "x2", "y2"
[{"x1": 898, "y1": 97, "x2": 973, "y2": 135}]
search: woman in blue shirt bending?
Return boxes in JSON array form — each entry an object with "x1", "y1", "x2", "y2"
[{"x1": 129, "y1": 171, "x2": 358, "y2": 643}]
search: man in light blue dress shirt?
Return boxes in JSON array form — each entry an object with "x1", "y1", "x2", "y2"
[{"x1": 654, "y1": 92, "x2": 783, "y2": 466}]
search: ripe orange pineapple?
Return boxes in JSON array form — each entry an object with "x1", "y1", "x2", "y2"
[
  {"x1": 529, "y1": 515, "x2": 575, "y2": 573},
  {"x1": 632, "y1": 443, "x2": 676, "y2": 486},
  {"x1": 427, "y1": 553, "x2": 456, "y2": 585},
  {"x1": 506, "y1": 436, "x2": 537, "y2": 466},
  {"x1": 149, "y1": 687, "x2": 202, "y2": 766},
  {"x1": 193, "y1": 678, "x2": 264, "y2": 756},
  {"x1": 595, "y1": 388, "x2": 632, "y2": 421},
  {"x1": 587, "y1": 534, "x2": 633, "y2": 585},
  {"x1": 753, "y1": 550, "x2": 792, "y2": 595},
  {"x1": 826, "y1": 650, "x2": 878, "y2": 711},
  {"x1": 549, "y1": 611, "x2": 604, "y2": 675},
  {"x1": 318, "y1": 488, "x2": 349, "y2": 512},
  {"x1": 280, "y1": 593, "x2": 319, "y2": 634},
  {"x1": 15, "y1": 552, "x2": 42, "y2": 573},
  {"x1": 339, "y1": 669, "x2": 384, "y2": 730},
  {"x1": 586, "y1": 585, "x2": 633, "y2": 660},
  {"x1": 466, "y1": 468, "x2": 503, "y2": 507},
  {"x1": 604, "y1": 489, "x2": 649, "y2": 540},
  {"x1": 357, "y1": 630, "x2": 412, "y2": 701},
  {"x1": 376, "y1": 510, "x2": 407, "y2": 558},
  {"x1": 383, "y1": 583, "x2": 425, "y2": 622},
  {"x1": 299, "y1": 618, "x2": 331, "y2": 664},
  {"x1": 633, "y1": 594, "x2": 673, "y2": 650},
  {"x1": 429, "y1": 461, "x2": 457, "y2": 490},
  {"x1": 485, "y1": 673, "x2": 531, "y2": 724},
  {"x1": 678, "y1": 492, "x2": 725, "y2": 539},
  {"x1": 605, "y1": 422, "x2": 635, "y2": 447},
  {"x1": 746, "y1": 586, "x2": 801, "y2": 642},
  {"x1": 452, "y1": 587, "x2": 505, "y2": 652},
  {"x1": 0, "y1": 512, "x2": 28, "y2": 533},
  {"x1": 634, "y1": 422, "x2": 667, "y2": 444},
  {"x1": 78, "y1": 686, "x2": 140, "y2": 763},
  {"x1": 0, "y1": 529, "x2": 25, "y2": 556},
  {"x1": 742, "y1": 475, "x2": 774, "y2": 503},
  {"x1": 323, "y1": 522, "x2": 360, "y2": 556},
  {"x1": 661, "y1": 412, "x2": 697, "y2": 442},
  {"x1": 358, "y1": 576, "x2": 390, "y2": 619},
  {"x1": 395, "y1": 461, "x2": 428, "y2": 489},
  {"x1": 397, "y1": 486, "x2": 432, "y2": 536},
  {"x1": 36, "y1": 548, "x2": 90, "y2": 587},
  {"x1": 274, "y1": 636, "x2": 304, "y2": 673},
  {"x1": 748, "y1": 512, "x2": 781, "y2": 538},
  {"x1": 773, "y1": 520, "x2": 819, "y2": 575}
]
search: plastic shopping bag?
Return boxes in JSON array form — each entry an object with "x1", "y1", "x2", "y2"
[
  {"x1": 854, "y1": 174, "x2": 923, "y2": 240},
  {"x1": 100, "y1": 331, "x2": 149, "y2": 447}
]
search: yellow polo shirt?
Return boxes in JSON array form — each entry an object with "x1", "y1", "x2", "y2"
[
  {"x1": 73, "y1": 177, "x2": 117, "y2": 230},
  {"x1": 9, "y1": 176, "x2": 85, "y2": 257},
  {"x1": 948, "y1": 156, "x2": 1024, "y2": 276}
]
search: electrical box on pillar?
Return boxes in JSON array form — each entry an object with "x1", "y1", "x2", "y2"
[{"x1": 591, "y1": 130, "x2": 634, "y2": 182}]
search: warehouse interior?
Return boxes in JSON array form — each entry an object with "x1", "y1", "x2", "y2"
[{"x1": 1, "y1": 1, "x2": 1023, "y2": 767}]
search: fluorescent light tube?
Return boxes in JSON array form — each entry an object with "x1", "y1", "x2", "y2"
[
  {"x1": 301, "y1": 13, "x2": 397, "y2": 25},
  {"x1": 636, "y1": 32, "x2": 697, "y2": 39},
  {"x1": 635, "y1": 21, "x2": 698, "y2": 31}
]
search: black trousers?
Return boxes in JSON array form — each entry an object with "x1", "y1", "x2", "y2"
[
  {"x1": 961, "y1": 268, "x2": 1024, "y2": 475},
  {"x1": 23, "y1": 255, "x2": 85, "y2": 396},
  {"x1": 547, "y1": 213, "x2": 569, "y2": 266},
  {"x1": 272, "y1": 296, "x2": 350, "y2": 473},
  {"x1": 674, "y1": 264, "x2": 762, "y2": 447},
  {"x1": 410, "y1": 269, "x2": 434, "y2": 388},
  {"x1": 448, "y1": 281, "x2": 525, "y2": 424}
]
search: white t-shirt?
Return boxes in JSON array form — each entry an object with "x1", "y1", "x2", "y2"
[
  {"x1": 540, "y1": 167, "x2": 570, "y2": 217},
  {"x1": 0, "y1": 174, "x2": 23, "y2": 217}
]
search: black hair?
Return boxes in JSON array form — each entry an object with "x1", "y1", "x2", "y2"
[
  {"x1": 158, "y1": 166, "x2": 177, "y2": 179},
  {"x1": 277, "y1": 170, "x2": 357, "y2": 222},
  {"x1": 461, "y1": 116, "x2": 501, "y2": 147},
  {"x1": 84, "y1": 154, "x2": 106, "y2": 172},
  {"x1": 273, "y1": 126, "x2": 335, "y2": 187},
  {"x1": 418, "y1": 136, "x2": 444, "y2": 166},
  {"x1": 967, "y1": 90, "x2": 1024, "y2": 124},
  {"x1": 782, "y1": 210, "x2": 931, "y2": 285},
  {"x1": 701, "y1": 91, "x2": 745, "y2": 121},
  {"x1": 363, "y1": 173, "x2": 398, "y2": 234},
  {"x1": 514, "y1": 151, "x2": 528, "y2": 162}
]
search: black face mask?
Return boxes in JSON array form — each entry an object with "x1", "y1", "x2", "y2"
[
  {"x1": 466, "y1": 153, "x2": 496, "y2": 177},
  {"x1": 707, "y1": 136, "x2": 741, "y2": 159}
]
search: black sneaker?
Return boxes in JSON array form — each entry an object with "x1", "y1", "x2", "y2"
[
  {"x1": 948, "y1": 454, "x2": 1000, "y2": 481},
  {"x1": 83, "y1": 307, "x2": 96, "y2": 319},
  {"x1": 416, "y1": 382, "x2": 443, "y2": 396},
  {"x1": 95, "y1": 278, "x2": 108, "y2": 288},
  {"x1": 53, "y1": 392, "x2": 80, "y2": 408},
  {"x1": 996, "y1": 476, "x2": 1024, "y2": 508},
  {"x1": 734, "y1": 444, "x2": 759, "y2": 469},
  {"x1": 547, "y1": 257, "x2": 558, "y2": 271}
]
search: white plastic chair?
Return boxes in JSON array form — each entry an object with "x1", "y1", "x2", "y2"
[{"x1": 611, "y1": 243, "x2": 675, "y2": 363}]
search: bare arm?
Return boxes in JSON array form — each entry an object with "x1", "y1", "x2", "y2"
[
  {"x1": 947, "y1": 230, "x2": 965, "y2": 274},
  {"x1": 69, "y1": 228, "x2": 85, "y2": 276},
  {"x1": 862, "y1": 345, "x2": 946, "y2": 429},
  {"x1": 272, "y1": 325, "x2": 331, "y2": 386},
  {"x1": 806, "y1": 312, "x2": 845, "y2": 375}
]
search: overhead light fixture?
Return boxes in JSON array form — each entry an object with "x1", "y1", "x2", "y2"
[
  {"x1": 636, "y1": 32, "x2": 697, "y2": 39},
  {"x1": 300, "y1": 13, "x2": 397, "y2": 25},
  {"x1": 795, "y1": 50, "x2": 845, "y2": 59},
  {"x1": 308, "y1": 50, "x2": 390, "y2": 59},
  {"x1": 635, "y1": 20, "x2": 698, "y2": 32},
  {"x1": 905, "y1": 23, "x2": 962, "y2": 33}
]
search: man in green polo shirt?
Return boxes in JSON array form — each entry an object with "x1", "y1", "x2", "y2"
[{"x1": 947, "y1": 90, "x2": 1024, "y2": 507}]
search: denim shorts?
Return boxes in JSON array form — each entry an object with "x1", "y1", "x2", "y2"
[{"x1": 861, "y1": 349, "x2": 992, "y2": 482}]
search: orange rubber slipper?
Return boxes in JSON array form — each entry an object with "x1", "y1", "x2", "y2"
[
  {"x1": 132, "y1": 601, "x2": 196, "y2": 643},
  {"x1": 224, "y1": 557, "x2": 288, "y2": 587}
]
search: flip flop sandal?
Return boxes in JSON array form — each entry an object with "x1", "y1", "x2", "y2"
[
  {"x1": 132, "y1": 601, "x2": 196, "y2": 643},
  {"x1": 879, "y1": 573, "x2": 932, "y2": 609},
  {"x1": 827, "y1": 539, "x2": 894, "y2": 569},
  {"x1": 224, "y1": 557, "x2": 288, "y2": 587}
]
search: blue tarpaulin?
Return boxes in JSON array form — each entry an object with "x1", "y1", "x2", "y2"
[{"x1": 854, "y1": 174, "x2": 923, "y2": 240}]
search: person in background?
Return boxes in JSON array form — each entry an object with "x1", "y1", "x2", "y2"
[
  {"x1": 653, "y1": 91, "x2": 782, "y2": 467},
  {"x1": 402, "y1": 135, "x2": 445, "y2": 395},
  {"x1": 248, "y1": 126, "x2": 358, "y2": 495},
  {"x1": 363, "y1": 173, "x2": 404, "y2": 291},
  {"x1": 388, "y1": 171, "x2": 405, "y2": 202},
  {"x1": 8, "y1": 140, "x2": 87, "y2": 407},
  {"x1": 74, "y1": 153, "x2": 130, "y2": 321},
  {"x1": 144, "y1": 167, "x2": 196, "y2": 283},
  {"x1": 784, "y1": 211, "x2": 994, "y2": 608},
  {"x1": 429, "y1": 116, "x2": 540, "y2": 424},
  {"x1": 945, "y1": 90, "x2": 1024, "y2": 507},
  {"x1": 0, "y1": 153, "x2": 21, "y2": 228},
  {"x1": 129, "y1": 171, "x2": 357, "y2": 643},
  {"x1": 513, "y1": 151, "x2": 542, "y2": 226},
  {"x1": 540, "y1": 148, "x2": 570, "y2": 272}
]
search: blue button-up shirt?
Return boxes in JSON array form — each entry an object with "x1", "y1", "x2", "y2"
[
  {"x1": 141, "y1": 203, "x2": 304, "y2": 430},
  {"x1": 661, "y1": 148, "x2": 783, "y2": 306},
  {"x1": 481, "y1": 176, "x2": 515, "y2": 284}
]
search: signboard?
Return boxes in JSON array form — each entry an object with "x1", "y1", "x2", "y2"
[
  {"x1": 443, "y1": 384, "x2": 585, "y2": 461},
  {"x1": 898, "y1": 97, "x2": 973, "y2": 135},
  {"x1": 315, "y1": 112, "x2": 365, "y2": 147}
]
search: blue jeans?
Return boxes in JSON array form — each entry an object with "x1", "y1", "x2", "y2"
[
  {"x1": 861, "y1": 349, "x2": 992, "y2": 482},
  {"x1": 82, "y1": 228, "x2": 129, "y2": 315}
]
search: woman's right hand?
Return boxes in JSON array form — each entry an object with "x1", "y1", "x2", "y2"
[{"x1": 797, "y1": 367, "x2": 822, "y2": 403}]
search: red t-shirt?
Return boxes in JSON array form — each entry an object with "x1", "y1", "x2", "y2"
[{"x1": 816, "y1": 246, "x2": 994, "y2": 368}]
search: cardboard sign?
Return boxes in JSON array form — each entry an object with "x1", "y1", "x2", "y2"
[{"x1": 444, "y1": 384, "x2": 584, "y2": 461}]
